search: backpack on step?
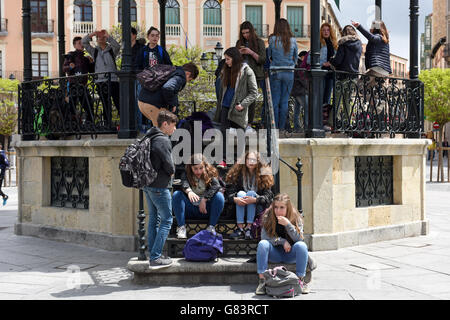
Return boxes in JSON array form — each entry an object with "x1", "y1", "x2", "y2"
[
  {"x1": 137, "y1": 64, "x2": 176, "y2": 92},
  {"x1": 183, "y1": 230, "x2": 223, "y2": 262},
  {"x1": 263, "y1": 266, "x2": 301, "y2": 298},
  {"x1": 118, "y1": 132, "x2": 163, "y2": 188}
]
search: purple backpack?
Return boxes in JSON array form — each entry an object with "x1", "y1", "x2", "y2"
[
  {"x1": 251, "y1": 208, "x2": 269, "y2": 241},
  {"x1": 183, "y1": 230, "x2": 223, "y2": 262}
]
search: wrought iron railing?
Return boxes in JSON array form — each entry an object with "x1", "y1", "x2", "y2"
[
  {"x1": 31, "y1": 19, "x2": 54, "y2": 34},
  {"x1": 331, "y1": 70, "x2": 424, "y2": 137},
  {"x1": 290, "y1": 24, "x2": 310, "y2": 38},
  {"x1": 18, "y1": 72, "x2": 119, "y2": 140}
]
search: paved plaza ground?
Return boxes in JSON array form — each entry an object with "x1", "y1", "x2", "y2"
[{"x1": 0, "y1": 161, "x2": 449, "y2": 301}]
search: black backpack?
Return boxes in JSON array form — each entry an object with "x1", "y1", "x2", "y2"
[
  {"x1": 119, "y1": 132, "x2": 163, "y2": 188},
  {"x1": 136, "y1": 64, "x2": 176, "y2": 92}
]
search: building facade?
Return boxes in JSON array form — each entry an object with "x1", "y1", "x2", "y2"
[
  {"x1": 0, "y1": 0, "x2": 341, "y2": 81},
  {"x1": 431, "y1": 0, "x2": 449, "y2": 69},
  {"x1": 420, "y1": 14, "x2": 432, "y2": 71}
]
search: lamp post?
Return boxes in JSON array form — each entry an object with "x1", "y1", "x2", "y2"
[{"x1": 214, "y1": 41, "x2": 223, "y2": 62}]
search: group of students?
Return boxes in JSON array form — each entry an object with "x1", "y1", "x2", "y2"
[
  {"x1": 211, "y1": 17, "x2": 391, "y2": 137},
  {"x1": 145, "y1": 110, "x2": 310, "y2": 295},
  {"x1": 143, "y1": 107, "x2": 311, "y2": 296}
]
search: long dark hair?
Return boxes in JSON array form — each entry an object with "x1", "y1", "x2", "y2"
[
  {"x1": 237, "y1": 21, "x2": 260, "y2": 53},
  {"x1": 221, "y1": 47, "x2": 243, "y2": 88},
  {"x1": 270, "y1": 18, "x2": 294, "y2": 54}
]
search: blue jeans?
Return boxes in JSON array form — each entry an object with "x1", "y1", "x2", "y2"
[
  {"x1": 172, "y1": 190, "x2": 225, "y2": 227},
  {"x1": 257, "y1": 239, "x2": 308, "y2": 277},
  {"x1": 135, "y1": 81, "x2": 148, "y2": 132},
  {"x1": 143, "y1": 187, "x2": 173, "y2": 261},
  {"x1": 269, "y1": 71, "x2": 294, "y2": 130},
  {"x1": 323, "y1": 73, "x2": 334, "y2": 105},
  {"x1": 293, "y1": 94, "x2": 308, "y2": 131},
  {"x1": 236, "y1": 190, "x2": 257, "y2": 224}
]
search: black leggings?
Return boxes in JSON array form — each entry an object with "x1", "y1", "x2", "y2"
[{"x1": 0, "y1": 173, "x2": 6, "y2": 198}]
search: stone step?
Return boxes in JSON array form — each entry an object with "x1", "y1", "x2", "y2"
[
  {"x1": 165, "y1": 237, "x2": 258, "y2": 258},
  {"x1": 127, "y1": 257, "x2": 298, "y2": 285}
]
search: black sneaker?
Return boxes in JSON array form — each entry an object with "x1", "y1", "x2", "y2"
[{"x1": 229, "y1": 228, "x2": 245, "y2": 240}]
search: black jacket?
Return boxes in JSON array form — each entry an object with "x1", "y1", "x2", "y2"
[
  {"x1": 224, "y1": 175, "x2": 274, "y2": 211},
  {"x1": 291, "y1": 58, "x2": 309, "y2": 97},
  {"x1": 330, "y1": 35, "x2": 362, "y2": 74},
  {"x1": 131, "y1": 39, "x2": 146, "y2": 71},
  {"x1": 180, "y1": 171, "x2": 221, "y2": 201},
  {"x1": 147, "y1": 127, "x2": 175, "y2": 189},
  {"x1": 138, "y1": 66, "x2": 187, "y2": 110},
  {"x1": 357, "y1": 25, "x2": 392, "y2": 74}
]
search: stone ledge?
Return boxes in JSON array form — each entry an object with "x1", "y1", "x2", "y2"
[
  {"x1": 309, "y1": 220, "x2": 429, "y2": 251},
  {"x1": 15, "y1": 222, "x2": 137, "y2": 252},
  {"x1": 127, "y1": 257, "x2": 297, "y2": 285}
]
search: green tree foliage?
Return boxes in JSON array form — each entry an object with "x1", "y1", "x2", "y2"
[
  {"x1": 0, "y1": 78, "x2": 19, "y2": 150},
  {"x1": 419, "y1": 68, "x2": 450, "y2": 126},
  {"x1": 419, "y1": 68, "x2": 450, "y2": 182}
]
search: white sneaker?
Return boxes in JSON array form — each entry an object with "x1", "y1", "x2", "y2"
[
  {"x1": 176, "y1": 225, "x2": 187, "y2": 239},
  {"x1": 206, "y1": 225, "x2": 216, "y2": 235}
]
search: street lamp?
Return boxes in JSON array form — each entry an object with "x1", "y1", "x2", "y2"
[
  {"x1": 214, "y1": 42, "x2": 223, "y2": 62},
  {"x1": 200, "y1": 52, "x2": 209, "y2": 70}
]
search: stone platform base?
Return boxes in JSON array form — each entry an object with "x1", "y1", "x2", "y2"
[
  {"x1": 305, "y1": 220, "x2": 429, "y2": 251},
  {"x1": 15, "y1": 222, "x2": 137, "y2": 252},
  {"x1": 127, "y1": 257, "x2": 297, "y2": 285}
]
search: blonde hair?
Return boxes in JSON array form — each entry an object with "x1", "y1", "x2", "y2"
[
  {"x1": 320, "y1": 23, "x2": 338, "y2": 50},
  {"x1": 262, "y1": 193, "x2": 303, "y2": 239}
]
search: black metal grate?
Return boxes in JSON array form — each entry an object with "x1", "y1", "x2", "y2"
[
  {"x1": 51, "y1": 157, "x2": 89, "y2": 209},
  {"x1": 355, "y1": 156, "x2": 393, "y2": 207}
]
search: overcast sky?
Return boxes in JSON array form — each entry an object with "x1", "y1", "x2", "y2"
[{"x1": 328, "y1": 0, "x2": 434, "y2": 67}]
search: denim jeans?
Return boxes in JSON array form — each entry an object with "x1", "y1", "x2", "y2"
[
  {"x1": 323, "y1": 73, "x2": 334, "y2": 106},
  {"x1": 269, "y1": 71, "x2": 294, "y2": 130},
  {"x1": 257, "y1": 239, "x2": 308, "y2": 277},
  {"x1": 172, "y1": 190, "x2": 225, "y2": 227},
  {"x1": 236, "y1": 190, "x2": 258, "y2": 224},
  {"x1": 293, "y1": 94, "x2": 308, "y2": 131},
  {"x1": 143, "y1": 187, "x2": 173, "y2": 261}
]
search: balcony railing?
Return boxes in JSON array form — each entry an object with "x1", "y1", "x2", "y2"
[
  {"x1": 203, "y1": 25, "x2": 222, "y2": 37},
  {"x1": 73, "y1": 21, "x2": 95, "y2": 35},
  {"x1": 18, "y1": 72, "x2": 119, "y2": 140},
  {"x1": 290, "y1": 24, "x2": 310, "y2": 38},
  {"x1": 166, "y1": 24, "x2": 181, "y2": 37},
  {"x1": 31, "y1": 19, "x2": 54, "y2": 34},
  {"x1": 0, "y1": 19, "x2": 8, "y2": 33}
]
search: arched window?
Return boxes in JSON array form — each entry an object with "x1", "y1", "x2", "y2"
[
  {"x1": 118, "y1": 0, "x2": 137, "y2": 23},
  {"x1": 203, "y1": 0, "x2": 221, "y2": 25},
  {"x1": 74, "y1": 0, "x2": 93, "y2": 22},
  {"x1": 166, "y1": 0, "x2": 180, "y2": 25}
]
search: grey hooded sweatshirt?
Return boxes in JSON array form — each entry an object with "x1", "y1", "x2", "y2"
[{"x1": 82, "y1": 35, "x2": 120, "y2": 82}]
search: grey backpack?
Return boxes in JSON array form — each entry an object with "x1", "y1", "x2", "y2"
[
  {"x1": 263, "y1": 266, "x2": 301, "y2": 298},
  {"x1": 119, "y1": 132, "x2": 163, "y2": 189}
]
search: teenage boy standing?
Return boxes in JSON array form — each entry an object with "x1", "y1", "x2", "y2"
[{"x1": 143, "y1": 110, "x2": 178, "y2": 268}]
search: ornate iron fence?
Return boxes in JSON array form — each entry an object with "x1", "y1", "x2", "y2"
[
  {"x1": 51, "y1": 157, "x2": 89, "y2": 209},
  {"x1": 331, "y1": 71, "x2": 424, "y2": 137},
  {"x1": 18, "y1": 72, "x2": 119, "y2": 140},
  {"x1": 355, "y1": 156, "x2": 393, "y2": 207}
]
